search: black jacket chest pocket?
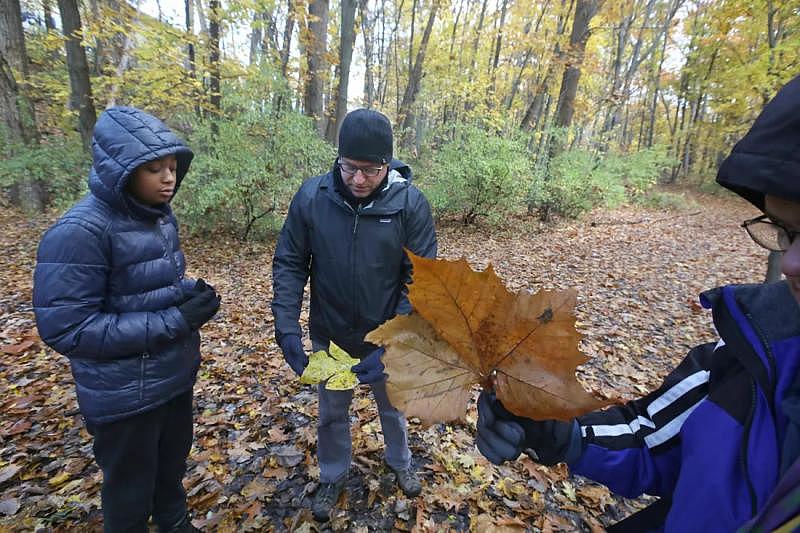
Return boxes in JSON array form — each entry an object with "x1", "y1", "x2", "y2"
[{"x1": 360, "y1": 214, "x2": 405, "y2": 267}]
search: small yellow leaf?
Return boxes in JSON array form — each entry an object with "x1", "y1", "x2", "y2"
[
  {"x1": 326, "y1": 371, "x2": 358, "y2": 390},
  {"x1": 299, "y1": 342, "x2": 360, "y2": 390},
  {"x1": 300, "y1": 350, "x2": 340, "y2": 385},
  {"x1": 49, "y1": 472, "x2": 71, "y2": 486}
]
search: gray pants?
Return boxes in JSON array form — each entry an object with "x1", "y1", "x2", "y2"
[{"x1": 316, "y1": 362, "x2": 411, "y2": 483}]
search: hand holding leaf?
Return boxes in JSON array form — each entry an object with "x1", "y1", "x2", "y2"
[
  {"x1": 366, "y1": 253, "x2": 607, "y2": 425},
  {"x1": 300, "y1": 342, "x2": 360, "y2": 390}
]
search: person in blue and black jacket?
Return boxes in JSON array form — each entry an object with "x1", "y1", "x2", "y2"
[
  {"x1": 33, "y1": 107, "x2": 220, "y2": 533},
  {"x1": 271, "y1": 108, "x2": 437, "y2": 522},
  {"x1": 475, "y1": 74, "x2": 800, "y2": 533}
]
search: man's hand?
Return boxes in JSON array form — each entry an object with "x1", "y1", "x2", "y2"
[
  {"x1": 279, "y1": 335, "x2": 308, "y2": 377},
  {"x1": 476, "y1": 391, "x2": 583, "y2": 466},
  {"x1": 351, "y1": 347, "x2": 385, "y2": 384},
  {"x1": 177, "y1": 284, "x2": 221, "y2": 330}
]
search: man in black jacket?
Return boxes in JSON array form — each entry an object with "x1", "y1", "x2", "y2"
[{"x1": 271, "y1": 109, "x2": 437, "y2": 521}]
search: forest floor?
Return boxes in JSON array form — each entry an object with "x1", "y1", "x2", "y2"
[{"x1": 0, "y1": 190, "x2": 768, "y2": 532}]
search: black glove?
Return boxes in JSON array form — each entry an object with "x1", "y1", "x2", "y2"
[
  {"x1": 193, "y1": 278, "x2": 215, "y2": 293},
  {"x1": 180, "y1": 278, "x2": 215, "y2": 302},
  {"x1": 178, "y1": 287, "x2": 220, "y2": 330},
  {"x1": 476, "y1": 390, "x2": 583, "y2": 466},
  {"x1": 351, "y1": 347, "x2": 385, "y2": 384},
  {"x1": 279, "y1": 334, "x2": 308, "y2": 377}
]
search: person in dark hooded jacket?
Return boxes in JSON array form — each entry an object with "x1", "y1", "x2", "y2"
[
  {"x1": 271, "y1": 108, "x2": 437, "y2": 521},
  {"x1": 33, "y1": 107, "x2": 220, "y2": 533},
  {"x1": 475, "y1": 75, "x2": 800, "y2": 532}
]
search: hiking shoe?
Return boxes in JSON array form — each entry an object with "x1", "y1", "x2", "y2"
[
  {"x1": 161, "y1": 513, "x2": 201, "y2": 533},
  {"x1": 312, "y1": 479, "x2": 345, "y2": 522},
  {"x1": 392, "y1": 467, "x2": 422, "y2": 497}
]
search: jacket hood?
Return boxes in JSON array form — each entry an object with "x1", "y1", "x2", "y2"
[
  {"x1": 88, "y1": 107, "x2": 194, "y2": 211},
  {"x1": 389, "y1": 158, "x2": 412, "y2": 182},
  {"x1": 716, "y1": 75, "x2": 800, "y2": 210}
]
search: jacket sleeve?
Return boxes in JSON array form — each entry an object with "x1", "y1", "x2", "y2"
[
  {"x1": 569, "y1": 341, "x2": 718, "y2": 498},
  {"x1": 33, "y1": 222, "x2": 191, "y2": 360},
  {"x1": 396, "y1": 189, "x2": 438, "y2": 315},
  {"x1": 271, "y1": 190, "x2": 311, "y2": 343}
]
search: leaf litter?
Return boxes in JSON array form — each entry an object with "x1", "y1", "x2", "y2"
[{"x1": 0, "y1": 193, "x2": 767, "y2": 530}]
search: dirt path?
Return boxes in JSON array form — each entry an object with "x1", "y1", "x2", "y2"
[{"x1": 0, "y1": 193, "x2": 768, "y2": 531}]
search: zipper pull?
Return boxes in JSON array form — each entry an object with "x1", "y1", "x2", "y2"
[{"x1": 353, "y1": 206, "x2": 361, "y2": 235}]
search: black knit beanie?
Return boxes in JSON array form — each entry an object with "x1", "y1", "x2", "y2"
[{"x1": 338, "y1": 109, "x2": 393, "y2": 163}]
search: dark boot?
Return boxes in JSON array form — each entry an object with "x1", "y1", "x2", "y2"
[
  {"x1": 311, "y1": 478, "x2": 346, "y2": 522},
  {"x1": 391, "y1": 466, "x2": 421, "y2": 497},
  {"x1": 161, "y1": 513, "x2": 200, "y2": 533}
]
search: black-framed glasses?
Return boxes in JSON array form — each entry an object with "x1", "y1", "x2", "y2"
[
  {"x1": 742, "y1": 215, "x2": 799, "y2": 252},
  {"x1": 338, "y1": 159, "x2": 385, "y2": 178}
]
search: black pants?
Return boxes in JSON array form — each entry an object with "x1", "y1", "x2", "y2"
[{"x1": 86, "y1": 391, "x2": 194, "y2": 533}]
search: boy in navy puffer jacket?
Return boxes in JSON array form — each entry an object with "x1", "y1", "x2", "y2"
[
  {"x1": 33, "y1": 107, "x2": 220, "y2": 533},
  {"x1": 475, "y1": 75, "x2": 800, "y2": 532}
]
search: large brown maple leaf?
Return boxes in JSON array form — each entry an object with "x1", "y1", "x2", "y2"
[{"x1": 366, "y1": 253, "x2": 606, "y2": 425}]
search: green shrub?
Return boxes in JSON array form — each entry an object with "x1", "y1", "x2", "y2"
[
  {"x1": 529, "y1": 145, "x2": 673, "y2": 218},
  {"x1": 175, "y1": 104, "x2": 333, "y2": 239},
  {"x1": 420, "y1": 124, "x2": 532, "y2": 224},
  {"x1": 0, "y1": 133, "x2": 89, "y2": 209},
  {"x1": 638, "y1": 190, "x2": 698, "y2": 211}
]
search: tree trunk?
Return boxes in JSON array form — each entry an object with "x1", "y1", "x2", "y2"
[
  {"x1": 208, "y1": 0, "x2": 221, "y2": 121},
  {"x1": 250, "y1": 12, "x2": 263, "y2": 65},
  {"x1": 551, "y1": 0, "x2": 601, "y2": 148},
  {"x1": 326, "y1": 0, "x2": 357, "y2": 144},
  {"x1": 280, "y1": 0, "x2": 295, "y2": 77},
  {"x1": 0, "y1": 0, "x2": 36, "y2": 146},
  {"x1": 646, "y1": 0, "x2": 683, "y2": 147},
  {"x1": 195, "y1": 0, "x2": 208, "y2": 34},
  {"x1": 448, "y1": 0, "x2": 465, "y2": 56},
  {"x1": 303, "y1": 0, "x2": 328, "y2": 134},
  {"x1": 43, "y1": 0, "x2": 56, "y2": 29},
  {"x1": 359, "y1": 0, "x2": 375, "y2": 107},
  {"x1": 0, "y1": 0, "x2": 44, "y2": 211},
  {"x1": 468, "y1": 0, "x2": 488, "y2": 80},
  {"x1": 487, "y1": 0, "x2": 508, "y2": 101},
  {"x1": 58, "y1": 0, "x2": 98, "y2": 151},
  {"x1": 519, "y1": 0, "x2": 568, "y2": 130},
  {"x1": 397, "y1": 0, "x2": 439, "y2": 148}
]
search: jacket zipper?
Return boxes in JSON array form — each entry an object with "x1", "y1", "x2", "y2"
[
  {"x1": 738, "y1": 310, "x2": 777, "y2": 517},
  {"x1": 139, "y1": 352, "x2": 150, "y2": 400},
  {"x1": 351, "y1": 206, "x2": 360, "y2": 328},
  {"x1": 745, "y1": 311, "x2": 777, "y2": 416},
  {"x1": 741, "y1": 378, "x2": 758, "y2": 516}
]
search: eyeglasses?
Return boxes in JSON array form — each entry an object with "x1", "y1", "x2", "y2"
[
  {"x1": 338, "y1": 159, "x2": 385, "y2": 178},
  {"x1": 742, "y1": 215, "x2": 800, "y2": 252}
]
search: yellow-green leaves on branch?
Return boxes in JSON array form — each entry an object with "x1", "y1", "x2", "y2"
[{"x1": 366, "y1": 253, "x2": 607, "y2": 424}]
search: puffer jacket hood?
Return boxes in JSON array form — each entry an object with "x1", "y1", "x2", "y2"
[
  {"x1": 716, "y1": 75, "x2": 800, "y2": 210},
  {"x1": 89, "y1": 107, "x2": 194, "y2": 211}
]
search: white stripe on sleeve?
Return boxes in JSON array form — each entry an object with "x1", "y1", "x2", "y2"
[
  {"x1": 646, "y1": 370, "x2": 710, "y2": 418},
  {"x1": 644, "y1": 398, "x2": 705, "y2": 448}
]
